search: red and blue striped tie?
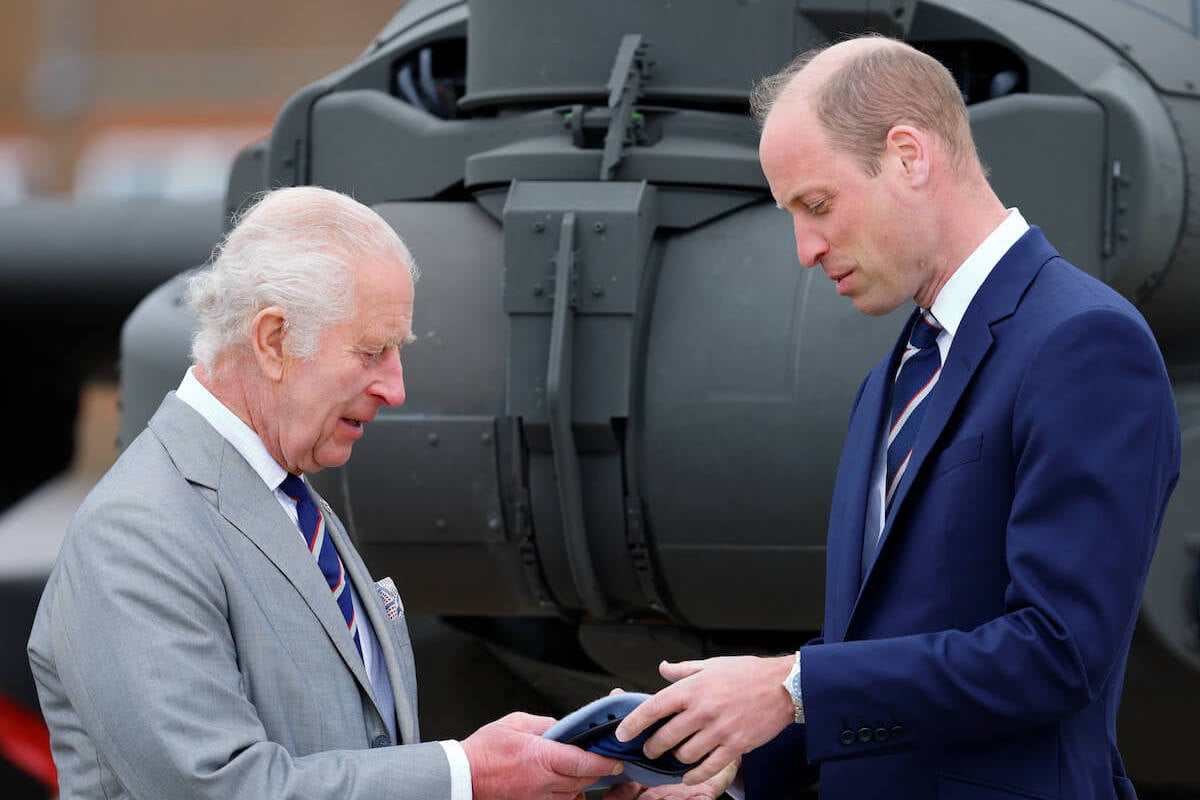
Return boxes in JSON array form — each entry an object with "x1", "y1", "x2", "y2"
[
  {"x1": 280, "y1": 474, "x2": 362, "y2": 659},
  {"x1": 885, "y1": 308, "x2": 943, "y2": 513}
]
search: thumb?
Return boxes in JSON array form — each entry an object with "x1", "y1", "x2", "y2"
[{"x1": 544, "y1": 739, "x2": 624, "y2": 779}]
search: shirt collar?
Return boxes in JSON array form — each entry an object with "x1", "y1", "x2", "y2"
[
  {"x1": 929, "y1": 208, "x2": 1028, "y2": 337},
  {"x1": 176, "y1": 366, "x2": 291, "y2": 491}
]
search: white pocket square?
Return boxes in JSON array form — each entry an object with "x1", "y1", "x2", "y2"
[{"x1": 375, "y1": 576, "x2": 403, "y2": 620}]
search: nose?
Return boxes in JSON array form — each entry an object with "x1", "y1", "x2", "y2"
[
  {"x1": 371, "y1": 348, "x2": 406, "y2": 407},
  {"x1": 793, "y1": 215, "x2": 828, "y2": 269}
]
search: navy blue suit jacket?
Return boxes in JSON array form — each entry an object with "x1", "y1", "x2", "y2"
[{"x1": 747, "y1": 228, "x2": 1180, "y2": 799}]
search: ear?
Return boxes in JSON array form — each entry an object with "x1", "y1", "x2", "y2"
[
  {"x1": 250, "y1": 306, "x2": 289, "y2": 381},
  {"x1": 884, "y1": 125, "x2": 930, "y2": 187}
]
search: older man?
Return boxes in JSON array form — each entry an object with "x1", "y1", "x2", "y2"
[
  {"x1": 616, "y1": 35, "x2": 1180, "y2": 800},
  {"x1": 27, "y1": 186, "x2": 630, "y2": 800}
]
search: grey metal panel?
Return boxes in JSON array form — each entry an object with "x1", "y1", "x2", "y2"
[
  {"x1": 370, "y1": 0, "x2": 467, "y2": 55},
  {"x1": 356, "y1": 540, "x2": 546, "y2": 616},
  {"x1": 1086, "y1": 61, "x2": 1187, "y2": 302},
  {"x1": 1026, "y1": 0, "x2": 1200, "y2": 97},
  {"x1": 970, "y1": 94, "x2": 1105, "y2": 277},
  {"x1": 308, "y1": 92, "x2": 550, "y2": 203},
  {"x1": 509, "y1": 315, "x2": 635, "y2": 437},
  {"x1": 118, "y1": 274, "x2": 197, "y2": 448},
  {"x1": 503, "y1": 181, "x2": 656, "y2": 430},
  {"x1": 528, "y1": 452, "x2": 644, "y2": 614},
  {"x1": 465, "y1": 114, "x2": 764, "y2": 191},
  {"x1": 345, "y1": 416, "x2": 503, "y2": 545},
  {"x1": 1138, "y1": 94, "x2": 1200, "y2": 364},
  {"x1": 461, "y1": 0, "x2": 804, "y2": 109},
  {"x1": 640, "y1": 200, "x2": 905, "y2": 630},
  {"x1": 267, "y1": 1, "x2": 467, "y2": 188},
  {"x1": 503, "y1": 181, "x2": 655, "y2": 316},
  {"x1": 224, "y1": 140, "x2": 269, "y2": 229}
]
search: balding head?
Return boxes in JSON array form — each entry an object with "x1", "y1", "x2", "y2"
[{"x1": 752, "y1": 35, "x2": 977, "y2": 178}]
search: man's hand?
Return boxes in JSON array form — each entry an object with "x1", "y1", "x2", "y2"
[
  {"x1": 604, "y1": 760, "x2": 740, "y2": 800},
  {"x1": 461, "y1": 712, "x2": 623, "y2": 800},
  {"x1": 613, "y1": 655, "x2": 795, "y2": 785}
]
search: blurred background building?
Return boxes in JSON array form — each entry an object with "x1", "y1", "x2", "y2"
[{"x1": 1, "y1": 0, "x2": 401, "y2": 202}]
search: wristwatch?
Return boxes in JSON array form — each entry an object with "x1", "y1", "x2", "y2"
[{"x1": 782, "y1": 651, "x2": 805, "y2": 724}]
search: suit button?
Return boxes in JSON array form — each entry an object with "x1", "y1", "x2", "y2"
[
  {"x1": 839, "y1": 729, "x2": 856, "y2": 746},
  {"x1": 857, "y1": 727, "x2": 873, "y2": 744},
  {"x1": 874, "y1": 727, "x2": 890, "y2": 743},
  {"x1": 890, "y1": 725, "x2": 905, "y2": 740},
  {"x1": 371, "y1": 734, "x2": 391, "y2": 748}
]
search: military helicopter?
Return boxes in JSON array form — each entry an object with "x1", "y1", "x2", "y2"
[{"x1": 116, "y1": 0, "x2": 1200, "y2": 794}]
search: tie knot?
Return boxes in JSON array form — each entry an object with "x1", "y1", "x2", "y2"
[
  {"x1": 279, "y1": 474, "x2": 312, "y2": 505},
  {"x1": 909, "y1": 309, "x2": 942, "y2": 350}
]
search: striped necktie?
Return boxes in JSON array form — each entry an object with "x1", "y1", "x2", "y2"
[
  {"x1": 885, "y1": 308, "x2": 943, "y2": 513},
  {"x1": 279, "y1": 474, "x2": 362, "y2": 659}
]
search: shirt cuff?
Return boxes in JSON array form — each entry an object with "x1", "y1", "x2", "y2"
[
  {"x1": 438, "y1": 740, "x2": 472, "y2": 800},
  {"x1": 725, "y1": 771, "x2": 746, "y2": 800}
]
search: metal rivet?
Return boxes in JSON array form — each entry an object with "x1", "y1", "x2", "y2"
[
  {"x1": 481, "y1": 432, "x2": 493, "y2": 446},
  {"x1": 487, "y1": 515, "x2": 501, "y2": 530},
  {"x1": 533, "y1": 221, "x2": 545, "y2": 232},
  {"x1": 532, "y1": 285, "x2": 544, "y2": 296},
  {"x1": 427, "y1": 432, "x2": 439, "y2": 446},
  {"x1": 591, "y1": 284, "x2": 604, "y2": 297},
  {"x1": 593, "y1": 221, "x2": 606, "y2": 233},
  {"x1": 435, "y1": 518, "x2": 448, "y2": 530}
]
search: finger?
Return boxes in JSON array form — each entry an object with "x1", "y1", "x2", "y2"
[
  {"x1": 640, "y1": 710, "x2": 704, "y2": 760},
  {"x1": 615, "y1": 688, "x2": 687, "y2": 742},
  {"x1": 670, "y1": 723, "x2": 724, "y2": 766},
  {"x1": 545, "y1": 739, "x2": 624, "y2": 779},
  {"x1": 681, "y1": 746, "x2": 737, "y2": 786},
  {"x1": 658, "y1": 660, "x2": 705, "y2": 682},
  {"x1": 609, "y1": 686, "x2": 626, "y2": 696}
]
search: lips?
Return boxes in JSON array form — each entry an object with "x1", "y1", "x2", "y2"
[{"x1": 826, "y1": 268, "x2": 854, "y2": 295}]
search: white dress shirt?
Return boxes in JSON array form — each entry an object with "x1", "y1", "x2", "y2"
[{"x1": 176, "y1": 368, "x2": 472, "y2": 799}]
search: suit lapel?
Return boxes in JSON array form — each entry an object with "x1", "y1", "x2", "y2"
[
  {"x1": 825, "y1": 340, "x2": 903, "y2": 642},
  {"x1": 150, "y1": 395, "x2": 375, "y2": 699},
  {"x1": 317, "y1": 494, "x2": 421, "y2": 745}
]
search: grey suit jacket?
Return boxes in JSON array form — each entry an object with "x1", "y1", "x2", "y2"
[{"x1": 28, "y1": 393, "x2": 453, "y2": 799}]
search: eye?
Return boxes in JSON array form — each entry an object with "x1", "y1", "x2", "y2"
[{"x1": 807, "y1": 198, "x2": 830, "y2": 216}]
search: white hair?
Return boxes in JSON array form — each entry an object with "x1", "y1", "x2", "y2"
[{"x1": 187, "y1": 186, "x2": 418, "y2": 369}]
